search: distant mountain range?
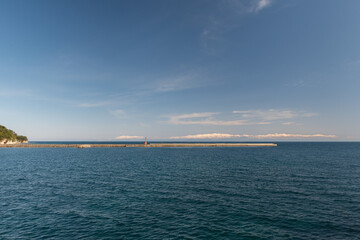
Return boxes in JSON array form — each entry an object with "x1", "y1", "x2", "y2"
[{"x1": 0, "y1": 125, "x2": 28, "y2": 144}]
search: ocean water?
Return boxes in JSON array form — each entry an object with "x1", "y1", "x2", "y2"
[{"x1": 1, "y1": 142, "x2": 359, "y2": 239}]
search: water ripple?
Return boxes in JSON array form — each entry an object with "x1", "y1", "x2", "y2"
[{"x1": 1, "y1": 143, "x2": 360, "y2": 239}]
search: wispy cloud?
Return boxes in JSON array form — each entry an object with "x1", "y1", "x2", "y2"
[
  {"x1": 201, "y1": 0, "x2": 274, "y2": 54},
  {"x1": 168, "y1": 112, "x2": 218, "y2": 124},
  {"x1": 0, "y1": 89, "x2": 34, "y2": 98},
  {"x1": 170, "y1": 133, "x2": 241, "y2": 139},
  {"x1": 115, "y1": 135, "x2": 144, "y2": 140},
  {"x1": 285, "y1": 80, "x2": 306, "y2": 88},
  {"x1": 167, "y1": 112, "x2": 270, "y2": 126},
  {"x1": 152, "y1": 71, "x2": 208, "y2": 93},
  {"x1": 170, "y1": 133, "x2": 336, "y2": 140},
  {"x1": 225, "y1": 0, "x2": 273, "y2": 14},
  {"x1": 346, "y1": 59, "x2": 360, "y2": 66},
  {"x1": 251, "y1": 0, "x2": 272, "y2": 13},
  {"x1": 70, "y1": 71, "x2": 209, "y2": 112},
  {"x1": 167, "y1": 109, "x2": 316, "y2": 126},
  {"x1": 201, "y1": 17, "x2": 224, "y2": 55},
  {"x1": 109, "y1": 109, "x2": 126, "y2": 118},
  {"x1": 232, "y1": 109, "x2": 317, "y2": 121},
  {"x1": 77, "y1": 101, "x2": 111, "y2": 108}
]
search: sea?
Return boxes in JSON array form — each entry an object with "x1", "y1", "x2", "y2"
[{"x1": 1, "y1": 142, "x2": 359, "y2": 239}]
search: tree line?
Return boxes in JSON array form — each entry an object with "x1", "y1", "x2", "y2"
[{"x1": 0, "y1": 125, "x2": 28, "y2": 143}]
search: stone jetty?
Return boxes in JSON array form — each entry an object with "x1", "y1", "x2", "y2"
[{"x1": 0, "y1": 143, "x2": 277, "y2": 148}]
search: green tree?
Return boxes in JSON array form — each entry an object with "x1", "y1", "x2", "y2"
[{"x1": 0, "y1": 125, "x2": 28, "y2": 143}]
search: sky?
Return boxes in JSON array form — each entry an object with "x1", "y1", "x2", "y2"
[{"x1": 1, "y1": 0, "x2": 360, "y2": 141}]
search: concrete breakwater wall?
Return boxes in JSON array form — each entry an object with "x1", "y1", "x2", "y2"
[{"x1": 0, "y1": 143, "x2": 277, "y2": 148}]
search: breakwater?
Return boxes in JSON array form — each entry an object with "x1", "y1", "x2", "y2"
[{"x1": 0, "y1": 143, "x2": 277, "y2": 148}]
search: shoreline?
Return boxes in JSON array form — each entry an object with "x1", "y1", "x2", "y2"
[{"x1": 0, "y1": 143, "x2": 277, "y2": 148}]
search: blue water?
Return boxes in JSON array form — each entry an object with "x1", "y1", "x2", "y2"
[{"x1": 1, "y1": 142, "x2": 359, "y2": 239}]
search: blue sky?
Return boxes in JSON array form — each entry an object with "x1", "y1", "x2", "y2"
[{"x1": 1, "y1": 0, "x2": 360, "y2": 141}]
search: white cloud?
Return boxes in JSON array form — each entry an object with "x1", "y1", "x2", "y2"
[
  {"x1": 247, "y1": 133, "x2": 336, "y2": 139},
  {"x1": 225, "y1": 0, "x2": 272, "y2": 14},
  {"x1": 115, "y1": 135, "x2": 144, "y2": 140},
  {"x1": 170, "y1": 133, "x2": 242, "y2": 140},
  {"x1": 252, "y1": 0, "x2": 272, "y2": 12},
  {"x1": 232, "y1": 109, "x2": 317, "y2": 121},
  {"x1": 167, "y1": 112, "x2": 270, "y2": 126},
  {"x1": 169, "y1": 133, "x2": 337, "y2": 140},
  {"x1": 282, "y1": 122, "x2": 295, "y2": 125}
]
